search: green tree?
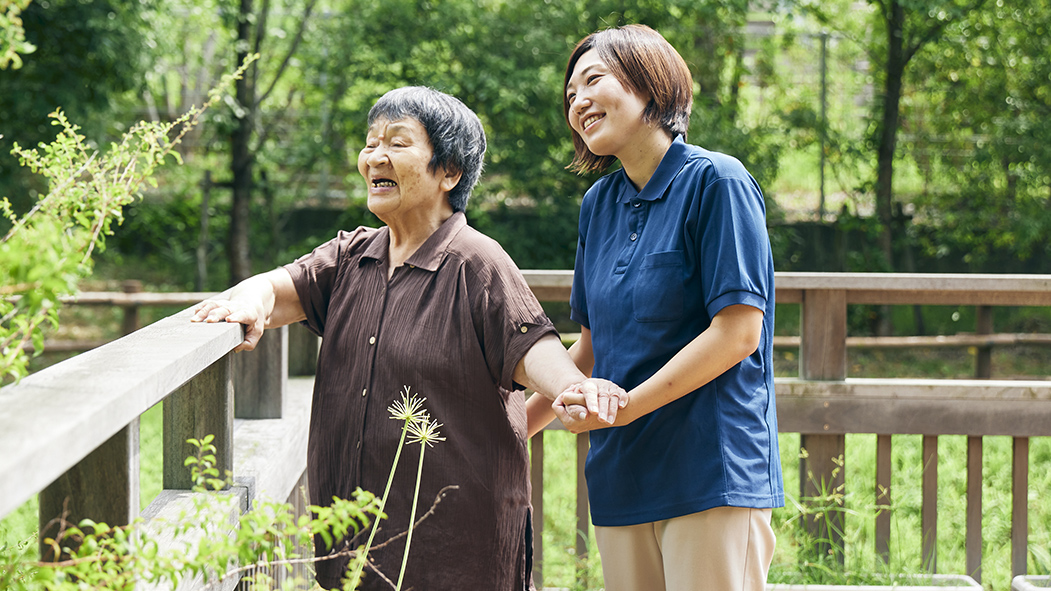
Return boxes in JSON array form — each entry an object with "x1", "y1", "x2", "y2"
[{"x1": 0, "y1": 0, "x2": 152, "y2": 215}]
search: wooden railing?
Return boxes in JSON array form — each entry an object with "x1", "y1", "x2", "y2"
[{"x1": 3, "y1": 272, "x2": 1051, "y2": 590}]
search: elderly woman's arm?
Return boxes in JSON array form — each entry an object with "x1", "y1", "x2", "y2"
[
  {"x1": 191, "y1": 268, "x2": 306, "y2": 351},
  {"x1": 516, "y1": 332, "x2": 625, "y2": 436},
  {"x1": 524, "y1": 329, "x2": 596, "y2": 437}
]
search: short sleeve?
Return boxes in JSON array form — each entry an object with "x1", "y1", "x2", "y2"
[
  {"x1": 693, "y1": 176, "x2": 772, "y2": 319},
  {"x1": 465, "y1": 245, "x2": 557, "y2": 391},
  {"x1": 284, "y1": 227, "x2": 375, "y2": 337}
]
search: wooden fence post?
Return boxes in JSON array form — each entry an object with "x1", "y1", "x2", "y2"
[
  {"x1": 38, "y1": 422, "x2": 140, "y2": 561},
  {"x1": 287, "y1": 322, "x2": 319, "y2": 376},
  {"x1": 120, "y1": 280, "x2": 143, "y2": 336},
  {"x1": 975, "y1": 306, "x2": 993, "y2": 379},
  {"x1": 799, "y1": 288, "x2": 847, "y2": 563},
  {"x1": 530, "y1": 433, "x2": 545, "y2": 589},
  {"x1": 232, "y1": 325, "x2": 287, "y2": 419},
  {"x1": 163, "y1": 354, "x2": 234, "y2": 490},
  {"x1": 576, "y1": 433, "x2": 590, "y2": 585}
]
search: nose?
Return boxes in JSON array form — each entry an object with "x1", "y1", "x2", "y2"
[{"x1": 366, "y1": 145, "x2": 389, "y2": 167}]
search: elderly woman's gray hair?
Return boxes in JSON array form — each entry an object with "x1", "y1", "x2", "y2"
[{"x1": 367, "y1": 86, "x2": 487, "y2": 213}]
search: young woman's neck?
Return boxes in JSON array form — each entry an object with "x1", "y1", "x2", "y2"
[{"x1": 618, "y1": 128, "x2": 674, "y2": 192}]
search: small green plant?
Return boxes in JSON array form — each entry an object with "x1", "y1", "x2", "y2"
[{"x1": 0, "y1": 388, "x2": 451, "y2": 590}]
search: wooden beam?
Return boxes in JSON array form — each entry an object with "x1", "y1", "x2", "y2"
[
  {"x1": 0, "y1": 308, "x2": 243, "y2": 518},
  {"x1": 164, "y1": 355, "x2": 234, "y2": 490},
  {"x1": 232, "y1": 325, "x2": 286, "y2": 419},
  {"x1": 530, "y1": 433, "x2": 545, "y2": 589},
  {"x1": 875, "y1": 434, "x2": 892, "y2": 565},
  {"x1": 1013, "y1": 437, "x2": 1029, "y2": 578},
  {"x1": 966, "y1": 436, "x2": 983, "y2": 583},
  {"x1": 39, "y1": 423, "x2": 139, "y2": 561},
  {"x1": 922, "y1": 436, "x2": 938, "y2": 572}
]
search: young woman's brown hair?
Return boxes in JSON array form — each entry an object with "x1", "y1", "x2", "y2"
[{"x1": 563, "y1": 24, "x2": 694, "y2": 174}]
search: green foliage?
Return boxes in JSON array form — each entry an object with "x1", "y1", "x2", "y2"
[
  {"x1": 0, "y1": 60, "x2": 254, "y2": 382},
  {"x1": 0, "y1": 0, "x2": 34, "y2": 70}
]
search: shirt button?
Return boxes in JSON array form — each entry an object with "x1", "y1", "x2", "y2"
[
  {"x1": 369, "y1": 336, "x2": 376, "y2": 344},
  {"x1": 520, "y1": 325, "x2": 528, "y2": 333},
  {"x1": 362, "y1": 388, "x2": 367, "y2": 397},
  {"x1": 629, "y1": 232, "x2": 638, "y2": 241},
  {"x1": 632, "y1": 201, "x2": 641, "y2": 208}
]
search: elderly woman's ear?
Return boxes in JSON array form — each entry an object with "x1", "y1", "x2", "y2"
[{"x1": 440, "y1": 167, "x2": 463, "y2": 194}]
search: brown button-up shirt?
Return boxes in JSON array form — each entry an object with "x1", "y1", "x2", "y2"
[{"x1": 285, "y1": 212, "x2": 554, "y2": 590}]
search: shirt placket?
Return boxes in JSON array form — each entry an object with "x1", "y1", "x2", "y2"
[
  {"x1": 355, "y1": 259, "x2": 391, "y2": 471},
  {"x1": 614, "y1": 197, "x2": 647, "y2": 273}
]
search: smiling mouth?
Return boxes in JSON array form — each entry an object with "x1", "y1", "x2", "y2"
[
  {"x1": 582, "y1": 114, "x2": 604, "y2": 130},
  {"x1": 372, "y1": 178, "x2": 396, "y2": 188}
]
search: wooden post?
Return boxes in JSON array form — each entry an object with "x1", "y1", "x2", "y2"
[
  {"x1": 799, "y1": 289, "x2": 847, "y2": 563},
  {"x1": 1012, "y1": 437, "x2": 1029, "y2": 578},
  {"x1": 287, "y1": 322, "x2": 319, "y2": 376},
  {"x1": 576, "y1": 433, "x2": 590, "y2": 585},
  {"x1": 922, "y1": 435, "x2": 939, "y2": 572},
  {"x1": 975, "y1": 306, "x2": 993, "y2": 379},
  {"x1": 875, "y1": 434, "x2": 892, "y2": 564},
  {"x1": 39, "y1": 422, "x2": 140, "y2": 561},
  {"x1": 966, "y1": 436, "x2": 983, "y2": 582},
  {"x1": 163, "y1": 354, "x2": 234, "y2": 490},
  {"x1": 233, "y1": 325, "x2": 287, "y2": 419},
  {"x1": 530, "y1": 433, "x2": 545, "y2": 589},
  {"x1": 120, "y1": 280, "x2": 143, "y2": 336}
]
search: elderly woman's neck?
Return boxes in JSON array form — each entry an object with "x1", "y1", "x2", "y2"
[{"x1": 384, "y1": 207, "x2": 454, "y2": 278}]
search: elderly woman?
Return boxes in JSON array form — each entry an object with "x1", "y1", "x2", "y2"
[{"x1": 192, "y1": 86, "x2": 623, "y2": 590}]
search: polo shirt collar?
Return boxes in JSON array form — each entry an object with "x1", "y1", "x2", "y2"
[
  {"x1": 360, "y1": 211, "x2": 466, "y2": 272},
  {"x1": 616, "y1": 135, "x2": 690, "y2": 204}
]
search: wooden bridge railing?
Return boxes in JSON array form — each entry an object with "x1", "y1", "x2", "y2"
[{"x1": 3, "y1": 272, "x2": 1051, "y2": 589}]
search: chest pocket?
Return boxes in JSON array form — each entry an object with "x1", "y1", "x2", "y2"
[{"x1": 632, "y1": 250, "x2": 685, "y2": 323}]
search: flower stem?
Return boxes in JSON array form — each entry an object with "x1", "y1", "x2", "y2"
[
  {"x1": 395, "y1": 443, "x2": 426, "y2": 591},
  {"x1": 348, "y1": 422, "x2": 408, "y2": 587}
]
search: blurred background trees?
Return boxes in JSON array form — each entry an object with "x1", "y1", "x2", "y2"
[{"x1": 1, "y1": 0, "x2": 1048, "y2": 292}]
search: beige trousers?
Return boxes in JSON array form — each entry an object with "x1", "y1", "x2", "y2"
[{"x1": 594, "y1": 506, "x2": 775, "y2": 591}]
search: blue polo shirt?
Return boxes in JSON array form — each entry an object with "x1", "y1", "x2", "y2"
[{"x1": 570, "y1": 136, "x2": 783, "y2": 527}]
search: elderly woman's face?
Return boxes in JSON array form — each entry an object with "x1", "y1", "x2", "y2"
[{"x1": 358, "y1": 117, "x2": 457, "y2": 222}]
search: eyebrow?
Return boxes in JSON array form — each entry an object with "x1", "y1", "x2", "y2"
[{"x1": 566, "y1": 63, "x2": 601, "y2": 93}]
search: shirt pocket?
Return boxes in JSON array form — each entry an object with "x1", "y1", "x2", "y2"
[{"x1": 633, "y1": 250, "x2": 685, "y2": 323}]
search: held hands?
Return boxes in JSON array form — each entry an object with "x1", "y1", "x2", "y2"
[
  {"x1": 552, "y1": 378, "x2": 628, "y2": 434},
  {"x1": 190, "y1": 298, "x2": 265, "y2": 352}
]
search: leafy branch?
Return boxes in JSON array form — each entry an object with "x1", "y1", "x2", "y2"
[{"x1": 0, "y1": 55, "x2": 258, "y2": 383}]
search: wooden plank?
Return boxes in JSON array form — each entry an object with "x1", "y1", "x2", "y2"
[
  {"x1": 975, "y1": 306, "x2": 993, "y2": 379},
  {"x1": 773, "y1": 333, "x2": 1051, "y2": 350},
  {"x1": 966, "y1": 436, "x2": 983, "y2": 583},
  {"x1": 775, "y1": 380, "x2": 1051, "y2": 437},
  {"x1": 39, "y1": 422, "x2": 140, "y2": 561},
  {"x1": 799, "y1": 433, "x2": 846, "y2": 564},
  {"x1": 0, "y1": 308, "x2": 243, "y2": 518},
  {"x1": 233, "y1": 325, "x2": 286, "y2": 419},
  {"x1": 875, "y1": 434, "x2": 892, "y2": 564},
  {"x1": 232, "y1": 376, "x2": 312, "y2": 503},
  {"x1": 922, "y1": 436, "x2": 938, "y2": 572},
  {"x1": 800, "y1": 289, "x2": 847, "y2": 380},
  {"x1": 164, "y1": 355, "x2": 234, "y2": 490},
  {"x1": 575, "y1": 433, "x2": 589, "y2": 577},
  {"x1": 776, "y1": 272, "x2": 1051, "y2": 299},
  {"x1": 530, "y1": 433, "x2": 544, "y2": 589},
  {"x1": 520, "y1": 269, "x2": 574, "y2": 302},
  {"x1": 1012, "y1": 437, "x2": 1029, "y2": 578}
]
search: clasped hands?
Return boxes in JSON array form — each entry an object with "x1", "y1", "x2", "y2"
[{"x1": 552, "y1": 378, "x2": 629, "y2": 434}]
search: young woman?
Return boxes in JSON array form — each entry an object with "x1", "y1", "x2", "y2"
[{"x1": 550, "y1": 25, "x2": 784, "y2": 591}]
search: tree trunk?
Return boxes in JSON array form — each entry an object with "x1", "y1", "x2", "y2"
[
  {"x1": 876, "y1": 0, "x2": 906, "y2": 272},
  {"x1": 229, "y1": 0, "x2": 254, "y2": 285}
]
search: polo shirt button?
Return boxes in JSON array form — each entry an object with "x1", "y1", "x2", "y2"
[
  {"x1": 520, "y1": 325, "x2": 528, "y2": 333},
  {"x1": 632, "y1": 201, "x2": 641, "y2": 208},
  {"x1": 629, "y1": 232, "x2": 638, "y2": 241},
  {"x1": 369, "y1": 336, "x2": 376, "y2": 344}
]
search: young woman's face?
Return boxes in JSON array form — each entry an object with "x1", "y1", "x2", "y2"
[{"x1": 565, "y1": 49, "x2": 651, "y2": 158}]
